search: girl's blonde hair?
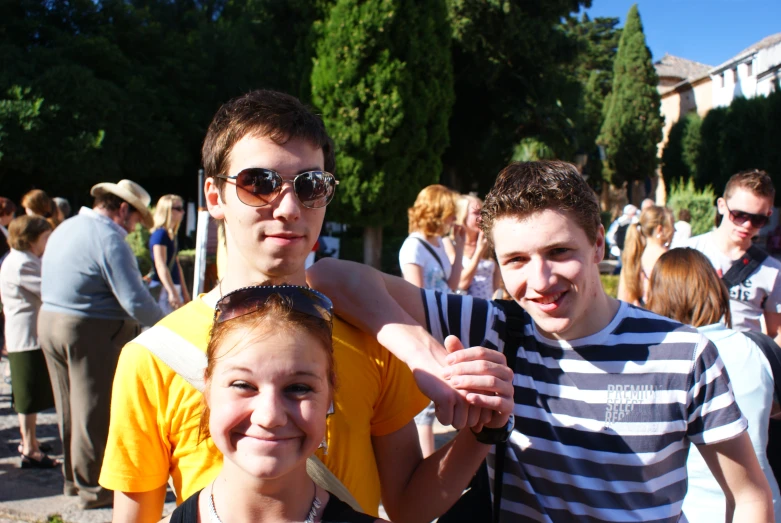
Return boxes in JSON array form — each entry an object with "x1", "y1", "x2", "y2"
[
  {"x1": 152, "y1": 194, "x2": 184, "y2": 237},
  {"x1": 621, "y1": 205, "x2": 674, "y2": 304},
  {"x1": 455, "y1": 194, "x2": 482, "y2": 228},
  {"x1": 21, "y1": 189, "x2": 60, "y2": 230},
  {"x1": 407, "y1": 184, "x2": 457, "y2": 237}
]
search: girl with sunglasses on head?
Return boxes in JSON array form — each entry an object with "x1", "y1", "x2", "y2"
[
  {"x1": 149, "y1": 195, "x2": 190, "y2": 315},
  {"x1": 166, "y1": 285, "x2": 383, "y2": 523}
]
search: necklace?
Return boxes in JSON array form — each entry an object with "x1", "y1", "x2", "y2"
[{"x1": 208, "y1": 480, "x2": 322, "y2": 523}]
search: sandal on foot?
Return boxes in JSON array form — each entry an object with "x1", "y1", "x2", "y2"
[
  {"x1": 21, "y1": 453, "x2": 59, "y2": 469},
  {"x1": 18, "y1": 442, "x2": 52, "y2": 454}
]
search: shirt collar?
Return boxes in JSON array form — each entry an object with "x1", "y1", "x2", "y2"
[{"x1": 79, "y1": 206, "x2": 128, "y2": 238}]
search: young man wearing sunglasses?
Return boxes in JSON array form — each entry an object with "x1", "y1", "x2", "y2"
[
  {"x1": 309, "y1": 161, "x2": 773, "y2": 521},
  {"x1": 687, "y1": 169, "x2": 781, "y2": 344},
  {"x1": 99, "y1": 89, "x2": 512, "y2": 523}
]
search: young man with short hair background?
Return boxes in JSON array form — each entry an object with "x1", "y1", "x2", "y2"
[
  {"x1": 310, "y1": 161, "x2": 773, "y2": 521},
  {"x1": 687, "y1": 169, "x2": 781, "y2": 344},
  {"x1": 100, "y1": 90, "x2": 512, "y2": 523}
]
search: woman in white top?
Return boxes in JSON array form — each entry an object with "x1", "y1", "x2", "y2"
[
  {"x1": 646, "y1": 248, "x2": 781, "y2": 522},
  {"x1": 450, "y1": 194, "x2": 500, "y2": 300},
  {"x1": 618, "y1": 205, "x2": 674, "y2": 306},
  {"x1": 0, "y1": 215, "x2": 58, "y2": 469},
  {"x1": 398, "y1": 184, "x2": 463, "y2": 457}
]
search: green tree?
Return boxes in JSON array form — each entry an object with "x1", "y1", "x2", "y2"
[
  {"x1": 0, "y1": 0, "x2": 323, "y2": 204},
  {"x1": 681, "y1": 112, "x2": 702, "y2": 178},
  {"x1": 512, "y1": 138, "x2": 556, "y2": 162},
  {"x1": 597, "y1": 4, "x2": 662, "y2": 190},
  {"x1": 661, "y1": 112, "x2": 701, "y2": 182},
  {"x1": 695, "y1": 106, "x2": 728, "y2": 189},
  {"x1": 667, "y1": 178, "x2": 716, "y2": 236},
  {"x1": 442, "y1": 0, "x2": 590, "y2": 193},
  {"x1": 311, "y1": 0, "x2": 454, "y2": 266},
  {"x1": 661, "y1": 118, "x2": 687, "y2": 182},
  {"x1": 560, "y1": 14, "x2": 621, "y2": 189}
]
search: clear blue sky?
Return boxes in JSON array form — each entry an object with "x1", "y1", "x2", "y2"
[{"x1": 583, "y1": 0, "x2": 781, "y2": 67}]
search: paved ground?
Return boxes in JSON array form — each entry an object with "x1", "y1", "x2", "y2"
[
  {"x1": 0, "y1": 357, "x2": 176, "y2": 523},
  {"x1": 0, "y1": 357, "x2": 456, "y2": 522}
]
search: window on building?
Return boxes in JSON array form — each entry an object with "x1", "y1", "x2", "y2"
[
  {"x1": 721, "y1": 73, "x2": 725, "y2": 87},
  {"x1": 747, "y1": 62, "x2": 753, "y2": 76},
  {"x1": 733, "y1": 68, "x2": 738, "y2": 82}
]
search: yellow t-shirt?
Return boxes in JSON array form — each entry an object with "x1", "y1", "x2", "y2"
[{"x1": 98, "y1": 296, "x2": 428, "y2": 515}]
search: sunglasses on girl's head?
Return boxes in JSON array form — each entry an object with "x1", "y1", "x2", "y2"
[
  {"x1": 214, "y1": 285, "x2": 333, "y2": 328},
  {"x1": 213, "y1": 168, "x2": 339, "y2": 209},
  {"x1": 724, "y1": 201, "x2": 769, "y2": 229}
]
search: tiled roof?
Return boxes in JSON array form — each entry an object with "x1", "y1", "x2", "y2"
[
  {"x1": 654, "y1": 54, "x2": 713, "y2": 82},
  {"x1": 738, "y1": 32, "x2": 781, "y2": 56},
  {"x1": 712, "y1": 32, "x2": 781, "y2": 73}
]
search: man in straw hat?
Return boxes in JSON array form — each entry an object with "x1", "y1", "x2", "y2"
[{"x1": 38, "y1": 179, "x2": 164, "y2": 509}]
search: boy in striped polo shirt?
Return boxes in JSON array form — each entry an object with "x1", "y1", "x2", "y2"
[{"x1": 310, "y1": 161, "x2": 773, "y2": 522}]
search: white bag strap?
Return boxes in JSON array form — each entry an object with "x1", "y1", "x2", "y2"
[
  {"x1": 134, "y1": 326, "x2": 207, "y2": 392},
  {"x1": 132, "y1": 325, "x2": 364, "y2": 513}
]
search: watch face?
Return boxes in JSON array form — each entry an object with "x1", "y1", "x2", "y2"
[{"x1": 473, "y1": 414, "x2": 515, "y2": 444}]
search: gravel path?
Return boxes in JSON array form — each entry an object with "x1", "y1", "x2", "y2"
[{"x1": 0, "y1": 357, "x2": 176, "y2": 523}]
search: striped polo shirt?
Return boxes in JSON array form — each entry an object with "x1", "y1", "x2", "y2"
[{"x1": 421, "y1": 290, "x2": 747, "y2": 523}]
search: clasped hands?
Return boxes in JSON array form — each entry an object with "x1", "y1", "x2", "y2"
[{"x1": 410, "y1": 335, "x2": 515, "y2": 433}]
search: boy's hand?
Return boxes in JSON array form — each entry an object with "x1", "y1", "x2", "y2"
[{"x1": 442, "y1": 335, "x2": 515, "y2": 431}]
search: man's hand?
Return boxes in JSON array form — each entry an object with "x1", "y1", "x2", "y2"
[
  {"x1": 405, "y1": 335, "x2": 506, "y2": 430},
  {"x1": 442, "y1": 335, "x2": 515, "y2": 431}
]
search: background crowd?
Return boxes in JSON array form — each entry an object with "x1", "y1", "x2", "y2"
[
  {"x1": 1, "y1": 91, "x2": 780, "y2": 522},
  {"x1": 0, "y1": 185, "x2": 189, "y2": 509}
]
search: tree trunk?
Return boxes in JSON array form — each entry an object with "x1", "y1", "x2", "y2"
[{"x1": 363, "y1": 226, "x2": 383, "y2": 269}]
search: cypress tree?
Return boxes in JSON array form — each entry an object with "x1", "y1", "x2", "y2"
[
  {"x1": 311, "y1": 0, "x2": 454, "y2": 266},
  {"x1": 597, "y1": 4, "x2": 662, "y2": 187}
]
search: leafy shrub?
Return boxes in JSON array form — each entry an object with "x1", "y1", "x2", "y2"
[
  {"x1": 512, "y1": 137, "x2": 556, "y2": 162},
  {"x1": 667, "y1": 178, "x2": 716, "y2": 236},
  {"x1": 126, "y1": 223, "x2": 152, "y2": 276}
]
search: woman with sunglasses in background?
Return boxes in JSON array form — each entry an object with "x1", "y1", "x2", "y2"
[
  {"x1": 166, "y1": 285, "x2": 382, "y2": 523},
  {"x1": 646, "y1": 248, "x2": 781, "y2": 522},
  {"x1": 148, "y1": 194, "x2": 190, "y2": 315},
  {"x1": 617, "y1": 205, "x2": 674, "y2": 306}
]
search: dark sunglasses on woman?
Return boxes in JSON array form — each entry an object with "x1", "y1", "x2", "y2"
[{"x1": 213, "y1": 168, "x2": 339, "y2": 209}]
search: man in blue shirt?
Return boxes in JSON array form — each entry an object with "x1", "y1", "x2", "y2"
[{"x1": 39, "y1": 179, "x2": 163, "y2": 509}]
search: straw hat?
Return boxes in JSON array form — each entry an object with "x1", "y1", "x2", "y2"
[{"x1": 90, "y1": 179, "x2": 154, "y2": 229}]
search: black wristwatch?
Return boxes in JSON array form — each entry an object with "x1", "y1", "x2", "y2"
[{"x1": 471, "y1": 414, "x2": 515, "y2": 445}]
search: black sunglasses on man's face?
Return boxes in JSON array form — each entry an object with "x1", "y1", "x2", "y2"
[{"x1": 724, "y1": 201, "x2": 769, "y2": 229}]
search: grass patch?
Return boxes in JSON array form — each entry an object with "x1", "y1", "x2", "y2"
[{"x1": 46, "y1": 516, "x2": 64, "y2": 523}]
